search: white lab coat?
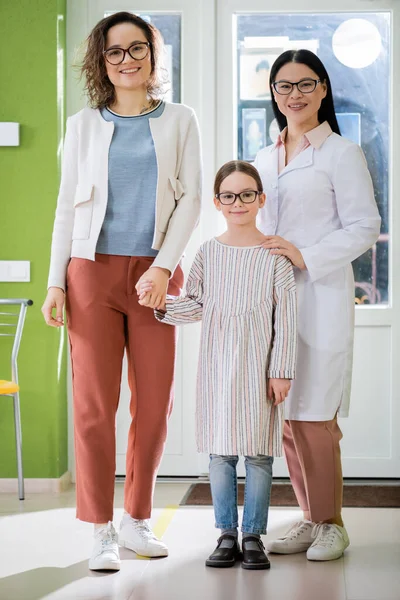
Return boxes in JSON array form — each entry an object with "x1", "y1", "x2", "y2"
[{"x1": 254, "y1": 133, "x2": 381, "y2": 420}]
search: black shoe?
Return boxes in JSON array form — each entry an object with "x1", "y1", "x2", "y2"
[
  {"x1": 241, "y1": 536, "x2": 270, "y2": 570},
  {"x1": 205, "y1": 535, "x2": 242, "y2": 568}
]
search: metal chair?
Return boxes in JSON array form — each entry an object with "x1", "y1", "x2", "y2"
[{"x1": 0, "y1": 298, "x2": 33, "y2": 500}]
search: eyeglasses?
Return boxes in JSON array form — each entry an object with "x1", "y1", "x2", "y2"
[
  {"x1": 103, "y1": 42, "x2": 150, "y2": 65},
  {"x1": 216, "y1": 190, "x2": 261, "y2": 205},
  {"x1": 272, "y1": 78, "x2": 321, "y2": 95}
]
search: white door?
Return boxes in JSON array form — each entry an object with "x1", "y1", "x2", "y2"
[
  {"x1": 215, "y1": 0, "x2": 400, "y2": 478},
  {"x1": 67, "y1": 0, "x2": 216, "y2": 476}
]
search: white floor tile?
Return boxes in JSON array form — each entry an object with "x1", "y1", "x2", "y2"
[
  {"x1": 0, "y1": 485, "x2": 398, "y2": 600},
  {"x1": 127, "y1": 507, "x2": 347, "y2": 600},
  {"x1": 342, "y1": 507, "x2": 400, "y2": 600}
]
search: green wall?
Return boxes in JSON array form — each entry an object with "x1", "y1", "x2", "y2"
[{"x1": 0, "y1": 0, "x2": 68, "y2": 478}]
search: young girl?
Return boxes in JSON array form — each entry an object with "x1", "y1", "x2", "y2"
[{"x1": 139, "y1": 161, "x2": 297, "y2": 570}]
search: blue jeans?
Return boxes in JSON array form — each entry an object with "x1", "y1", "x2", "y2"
[{"x1": 209, "y1": 454, "x2": 274, "y2": 535}]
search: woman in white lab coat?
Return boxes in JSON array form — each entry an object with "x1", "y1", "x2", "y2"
[{"x1": 254, "y1": 49, "x2": 381, "y2": 561}]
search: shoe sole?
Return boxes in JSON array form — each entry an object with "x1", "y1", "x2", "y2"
[
  {"x1": 205, "y1": 559, "x2": 237, "y2": 568},
  {"x1": 307, "y1": 552, "x2": 345, "y2": 561},
  {"x1": 241, "y1": 561, "x2": 270, "y2": 570},
  {"x1": 307, "y1": 548, "x2": 349, "y2": 561},
  {"x1": 119, "y1": 538, "x2": 168, "y2": 558},
  {"x1": 267, "y1": 545, "x2": 311, "y2": 555},
  {"x1": 89, "y1": 560, "x2": 121, "y2": 571}
]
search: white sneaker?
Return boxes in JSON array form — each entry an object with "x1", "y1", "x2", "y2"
[
  {"x1": 266, "y1": 520, "x2": 314, "y2": 554},
  {"x1": 307, "y1": 523, "x2": 350, "y2": 561},
  {"x1": 89, "y1": 522, "x2": 121, "y2": 571},
  {"x1": 119, "y1": 514, "x2": 168, "y2": 558}
]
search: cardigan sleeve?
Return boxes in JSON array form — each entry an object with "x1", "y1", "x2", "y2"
[
  {"x1": 267, "y1": 255, "x2": 297, "y2": 379},
  {"x1": 47, "y1": 117, "x2": 78, "y2": 290},
  {"x1": 151, "y1": 111, "x2": 202, "y2": 274},
  {"x1": 155, "y1": 247, "x2": 204, "y2": 325},
  {"x1": 300, "y1": 143, "x2": 381, "y2": 282}
]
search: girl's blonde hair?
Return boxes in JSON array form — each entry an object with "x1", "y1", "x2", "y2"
[
  {"x1": 214, "y1": 160, "x2": 263, "y2": 195},
  {"x1": 80, "y1": 11, "x2": 168, "y2": 109}
]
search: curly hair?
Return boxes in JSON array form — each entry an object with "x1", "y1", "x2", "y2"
[{"x1": 80, "y1": 12, "x2": 168, "y2": 109}]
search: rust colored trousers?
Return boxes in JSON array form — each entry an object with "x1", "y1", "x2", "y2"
[
  {"x1": 283, "y1": 417, "x2": 344, "y2": 524},
  {"x1": 66, "y1": 254, "x2": 183, "y2": 523}
]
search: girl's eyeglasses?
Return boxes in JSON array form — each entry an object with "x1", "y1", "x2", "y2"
[{"x1": 216, "y1": 191, "x2": 261, "y2": 205}]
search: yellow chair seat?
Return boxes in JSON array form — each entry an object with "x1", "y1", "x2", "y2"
[{"x1": 0, "y1": 380, "x2": 19, "y2": 395}]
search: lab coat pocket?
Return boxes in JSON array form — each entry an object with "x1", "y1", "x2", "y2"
[
  {"x1": 72, "y1": 183, "x2": 94, "y2": 240},
  {"x1": 300, "y1": 268, "x2": 349, "y2": 353}
]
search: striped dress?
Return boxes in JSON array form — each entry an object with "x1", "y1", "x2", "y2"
[{"x1": 156, "y1": 238, "x2": 297, "y2": 457}]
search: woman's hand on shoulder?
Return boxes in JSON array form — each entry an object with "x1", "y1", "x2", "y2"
[
  {"x1": 136, "y1": 266, "x2": 170, "y2": 309},
  {"x1": 267, "y1": 378, "x2": 291, "y2": 406},
  {"x1": 41, "y1": 287, "x2": 65, "y2": 327},
  {"x1": 262, "y1": 236, "x2": 306, "y2": 270}
]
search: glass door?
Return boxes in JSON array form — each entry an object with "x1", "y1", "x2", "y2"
[{"x1": 216, "y1": 0, "x2": 400, "y2": 478}]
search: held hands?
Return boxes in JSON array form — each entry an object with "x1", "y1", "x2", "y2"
[
  {"x1": 138, "y1": 279, "x2": 166, "y2": 309},
  {"x1": 262, "y1": 236, "x2": 306, "y2": 270},
  {"x1": 41, "y1": 287, "x2": 65, "y2": 327},
  {"x1": 267, "y1": 378, "x2": 291, "y2": 406},
  {"x1": 135, "y1": 267, "x2": 170, "y2": 309}
]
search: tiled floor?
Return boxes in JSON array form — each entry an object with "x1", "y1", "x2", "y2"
[{"x1": 0, "y1": 482, "x2": 399, "y2": 600}]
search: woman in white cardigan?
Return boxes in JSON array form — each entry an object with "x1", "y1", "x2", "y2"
[
  {"x1": 41, "y1": 12, "x2": 201, "y2": 570},
  {"x1": 254, "y1": 49, "x2": 380, "y2": 562}
]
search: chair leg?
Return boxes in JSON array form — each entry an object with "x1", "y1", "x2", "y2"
[{"x1": 13, "y1": 392, "x2": 24, "y2": 500}]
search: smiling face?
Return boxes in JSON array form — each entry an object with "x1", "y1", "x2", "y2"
[
  {"x1": 214, "y1": 171, "x2": 265, "y2": 227},
  {"x1": 272, "y1": 62, "x2": 327, "y2": 129},
  {"x1": 104, "y1": 22, "x2": 152, "y2": 94}
]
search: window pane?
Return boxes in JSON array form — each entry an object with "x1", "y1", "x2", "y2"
[
  {"x1": 236, "y1": 12, "x2": 390, "y2": 305},
  {"x1": 105, "y1": 11, "x2": 182, "y2": 103}
]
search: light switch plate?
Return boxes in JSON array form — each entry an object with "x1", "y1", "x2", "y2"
[
  {"x1": 0, "y1": 261, "x2": 30, "y2": 282},
  {"x1": 0, "y1": 123, "x2": 20, "y2": 146}
]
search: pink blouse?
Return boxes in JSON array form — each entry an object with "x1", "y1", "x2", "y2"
[{"x1": 276, "y1": 121, "x2": 332, "y2": 174}]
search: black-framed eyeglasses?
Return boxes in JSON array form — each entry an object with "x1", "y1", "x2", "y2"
[
  {"x1": 272, "y1": 78, "x2": 321, "y2": 95},
  {"x1": 103, "y1": 42, "x2": 150, "y2": 65},
  {"x1": 216, "y1": 190, "x2": 262, "y2": 205}
]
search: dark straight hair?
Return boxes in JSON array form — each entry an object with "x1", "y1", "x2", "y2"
[{"x1": 269, "y1": 49, "x2": 341, "y2": 135}]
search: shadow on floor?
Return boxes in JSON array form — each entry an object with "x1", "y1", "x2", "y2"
[{"x1": 0, "y1": 560, "x2": 108, "y2": 600}]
